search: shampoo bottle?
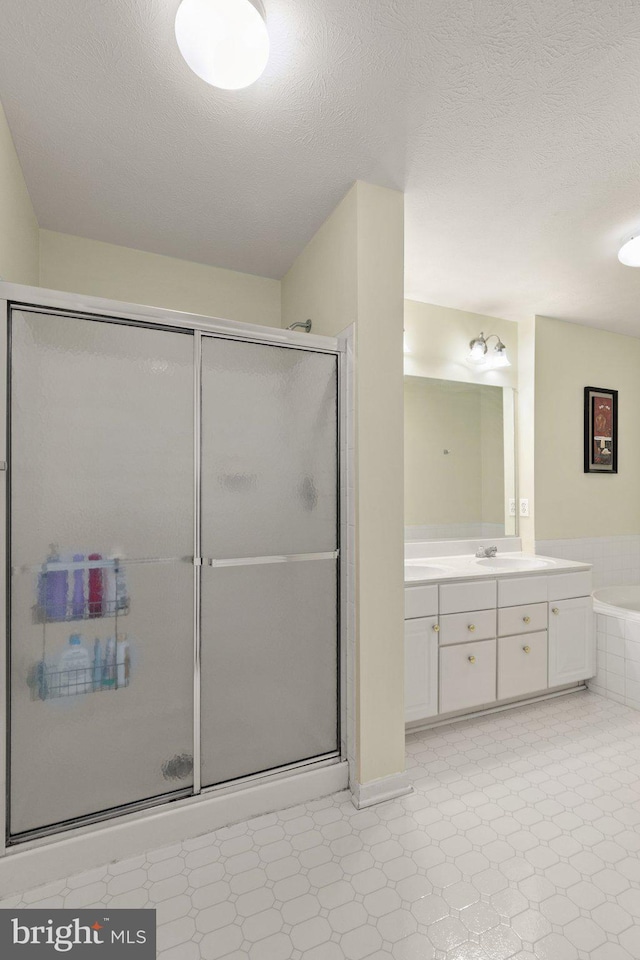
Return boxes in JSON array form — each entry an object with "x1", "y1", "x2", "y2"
[
  {"x1": 71, "y1": 553, "x2": 85, "y2": 618},
  {"x1": 88, "y1": 553, "x2": 103, "y2": 617},
  {"x1": 59, "y1": 634, "x2": 91, "y2": 695},
  {"x1": 102, "y1": 637, "x2": 116, "y2": 687},
  {"x1": 45, "y1": 544, "x2": 68, "y2": 621},
  {"x1": 92, "y1": 638, "x2": 102, "y2": 691},
  {"x1": 116, "y1": 633, "x2": 129, "y2": 687}
]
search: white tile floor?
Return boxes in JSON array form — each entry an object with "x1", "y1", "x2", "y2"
[{"x1": 5, "y1": 690, "x2": 640, "y2": 959}]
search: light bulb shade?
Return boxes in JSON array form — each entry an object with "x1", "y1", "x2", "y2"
[
  {"x1": 618, "y1": 235, "x2": 640, "y2": 267},
  {"x1": 492, "y1": 346, "x2": 511, "y2": 368},
  {"x1": 467, "y1": 338, "x2": 488, "y2": 365},
  {"x1": 175, "y1": 0, "x2": 269, "y2": 90}
]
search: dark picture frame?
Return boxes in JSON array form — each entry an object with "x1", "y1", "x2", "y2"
[{"x1": 584, "y1": 386, "x2": 618, "y2": 474}]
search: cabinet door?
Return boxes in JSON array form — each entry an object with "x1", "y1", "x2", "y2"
[
  {"x1": 498, "y1": 631, "x2": 548, "y2": 700},
  {"x1": 405, "y1": 617, "x2": 439, "y2": 722},
  {"x1": 548, "y1": 597, "x2": 594, "y2": 687},
  {"x1": 439, "y1": 639, "x2": 497, "y2": 714}
]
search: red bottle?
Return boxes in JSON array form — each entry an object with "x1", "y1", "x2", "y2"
[{"x1": 88, "y1": 553, "x2": 103, "y2": 617}]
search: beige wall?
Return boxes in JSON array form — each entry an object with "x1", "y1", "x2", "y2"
[
  {"x1": 282, "y1": 181, "x2": 405, "y2": 788},
  {"x1": 40, "y1": 230, "x2": 281, "y2": 327},
  {"x1": 517, "y1": 318, "x2": 536, "y2": 550},
  {"x1": 281, "y1": 189, "x2": 357, "y2": 335},
  {"x1": 535, "y1": 315, "x2": 640, "y2": 540},
  {"x1": 404, "y1": 300, "x2": 518, "y2": 389},
  {"x1": 0, "y1": 100, "x2": 38, "y2": 285}
]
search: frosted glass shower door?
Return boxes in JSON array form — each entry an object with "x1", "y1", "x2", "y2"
[
  {"x1": 9, "y1": 310, "x2": 195, "y2": 838},
  {"x1": 200, "y1": 337, "x2": 339, "y2": 787}
]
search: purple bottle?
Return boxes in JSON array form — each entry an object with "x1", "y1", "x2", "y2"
[
  {"x1": 45, "y1": 544, "x2": 68, "y2": 621},
  {"x1": 71, "y1": 553, "x2": 85, "y2": 618}
]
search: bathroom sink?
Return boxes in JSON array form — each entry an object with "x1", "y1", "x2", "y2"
[
  {"x1": 475, "y1": 556, "x2": 552, "y2": 570},
  {"x1": 405, "y1": 564, "x2": 452, "y2": 577}
]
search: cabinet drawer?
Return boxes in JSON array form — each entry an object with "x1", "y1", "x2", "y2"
[
  {"x1": 440, "y1": 608, "x2": 496, "y2": 646},
  {"x1": 498, "y1": 602, "x2": 547, "y2": 637},
  {"x1": 439, "y1": 579, "x2": 497, "y2": 614},
  {"x1": 439, "y1": 639, "x2": 496, "y2": 713},
  {"x1": 498, "y1": 631, "x2": 548, "y2": 700},
  {"x1": 498, "y1": 576, "x2": 548, "y2": 607},
  {"x1": 547, "y1": 572, "x2": 592, "y2": 602},
  {"x1": 405, "y1": 584, "x2": 438, "y2": 620}
]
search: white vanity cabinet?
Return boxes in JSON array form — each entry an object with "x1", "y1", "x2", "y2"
[
  {"x1": 405, "y1": 565, "x2": 594, "y2": 726},
  {"x1": 548, "y1": 596, "x2": 594, "y2": 686}
]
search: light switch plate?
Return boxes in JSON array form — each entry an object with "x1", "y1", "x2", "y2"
[{"x1": 519, "y1": 498, "x2": 530, "y2": 517}]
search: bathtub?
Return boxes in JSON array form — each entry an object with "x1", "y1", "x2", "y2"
[
  {"x1": 591, "y1": 586, "x2": 640, "y2": 710},
  {"x1": 593, "y1": 586, "x2": 640, "y2": 620}
]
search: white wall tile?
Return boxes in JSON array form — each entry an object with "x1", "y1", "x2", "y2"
[{"x1": 537, "y1": 536, "x2": 640, "y2": 589}]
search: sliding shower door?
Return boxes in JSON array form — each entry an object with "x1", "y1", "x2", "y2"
[
  {"x1": 9, "y1": 310, "x2": 195, "y2": 838},
  {"x1": 200, "y1": 337, "x2": 339, "y2": 787}
]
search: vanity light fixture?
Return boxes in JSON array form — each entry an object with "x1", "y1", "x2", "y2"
[
  {"x1": 618, "y1": 235, "x2": 640, "y2": 267},
  {"x1": 467, "y1": 332, "x2": 511, "y2": 369},
  {"x1": 175, "y1": 0, "x2": 269, "y2": 91}
]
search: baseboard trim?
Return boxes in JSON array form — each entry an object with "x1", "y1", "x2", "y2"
[
  {"x1": 0, "y1": 761, "x2": 349, "y2": 899},
  {"x1": 406, "y1": 685, "x2": 588, "y2": 735},
  {"x1": 350, "y1": 772, "x2": 412, "y2": 809}
]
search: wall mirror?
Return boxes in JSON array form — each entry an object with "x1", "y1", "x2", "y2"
[{"x1": 404, "y1": 376, "x2": 517, "y2": 541}]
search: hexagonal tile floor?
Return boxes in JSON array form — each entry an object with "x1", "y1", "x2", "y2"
[{"x1": 4, "y1": 690, "x2": 640, "y2": 959}]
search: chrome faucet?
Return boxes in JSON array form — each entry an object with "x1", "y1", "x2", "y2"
[{"x1": 476, "y1": 545, "x2": 498, "y2": 558}]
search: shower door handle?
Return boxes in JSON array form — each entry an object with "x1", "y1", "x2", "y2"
[{"x1": 205, "y1": 551, "x2": 339, "y2": 567}]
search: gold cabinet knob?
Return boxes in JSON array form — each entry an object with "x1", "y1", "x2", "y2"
[
  {"x1": 468, "y1": 655, "x2": 476, "y2": 663},
  {"x1": 552, "y1": 607, "x2": 559, "y2": 615},
  {"x1": 432, "y1": 624, "x2": 440, "y2": 632},
  {"x1": 523, "y1": 616, "x2": 531, "y2": 624},
  {"x1": 468, "y1": 624, "x2": 476, "y2": 632},
  {"x1": 523, "y1": 645, "x2": 531, "y2": 654}
]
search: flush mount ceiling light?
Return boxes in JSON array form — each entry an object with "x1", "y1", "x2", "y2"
[
  {"x1": 175, "y1": 0, "x2": 269, "y2": 91},
  {"x1": 467, "y1": 332, "x2": 511, "y2": 369},
  {"x1": 618, "y1": 235, "x2": 640, "y2": 267}
]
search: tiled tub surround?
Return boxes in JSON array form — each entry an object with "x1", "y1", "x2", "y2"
[
  {"x1": 536, "y1": 537, "x2": 640, "y2": 589},
  {"x1": 5, "y1": 692, "x2": 640, "y2": 960},
  {"x1": 591, "y1": 604, "x2": 640, "y2": 710}
]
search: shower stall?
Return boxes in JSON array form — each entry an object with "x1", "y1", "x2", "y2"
[{"x1": 1, "y1": 288, "x2": 345, "y2": 847}]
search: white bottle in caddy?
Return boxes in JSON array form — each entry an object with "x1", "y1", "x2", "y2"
[
  {"x1": 59, "y1": 634, "x2": 91, "y2": 695},
  {"x1": 116, "y1": 634, "x2": 130, "y2": 687}
]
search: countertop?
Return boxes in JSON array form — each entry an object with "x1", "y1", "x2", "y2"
[{"x1": 404, "y1": 551, "x2": 592, "y2": 585}]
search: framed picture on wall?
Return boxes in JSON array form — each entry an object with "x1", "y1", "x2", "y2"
[{"x1": 584, "y1": 386, "x2": 618, "y2": 473}]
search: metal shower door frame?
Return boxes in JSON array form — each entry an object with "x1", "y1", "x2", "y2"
[{"x1": 0, "y1": 282, "x2": 346, "y2": 850}]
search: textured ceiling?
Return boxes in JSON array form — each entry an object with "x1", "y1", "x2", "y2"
[{"x1": 2, "y1": 0, "x2": 640, "y2": 331}]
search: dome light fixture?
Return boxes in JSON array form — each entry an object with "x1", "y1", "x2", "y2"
[
  {"x1": 467, "y1": 332, "x2": 511, "y2": 369},
  {"x1": 618, "y1": 235, "x2": 640, "y2": 267},
  {"x1": 175, "y1": 0, "x2": 269, "y2": 91}
]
